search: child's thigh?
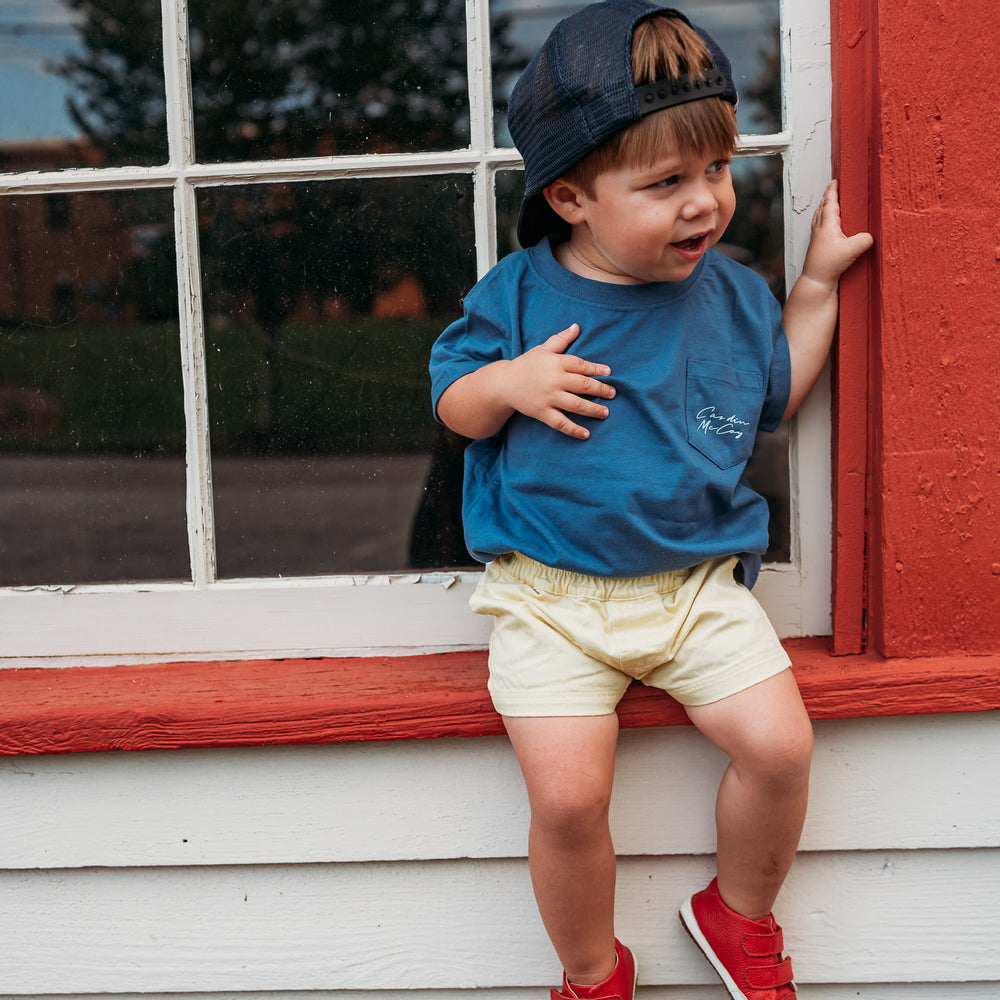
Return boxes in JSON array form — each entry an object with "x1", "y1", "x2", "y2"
[
  {"x1": 503, "y1": 713, "x2": 619, "y2": 820},
  {"x1": 684, "y1": 669, "x2": 814, "y2": 774}
]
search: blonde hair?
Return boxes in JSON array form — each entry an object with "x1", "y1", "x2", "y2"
[{"x1": 564, "y1": 15, "x2": 738, "y2": 194}]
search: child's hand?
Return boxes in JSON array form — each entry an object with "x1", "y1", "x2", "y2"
[
  {"x1": 780, "y1": 180, "x2": 874, "y2": 418},
  {"x1": 801, "y1": 180, "x2": 874, "y2": 289},
  {"x1": 501, "y1": 323, "x2": 614, "y2": 439}
]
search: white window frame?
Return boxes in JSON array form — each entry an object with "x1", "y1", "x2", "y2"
[{"x1": 0, "y1": 0, "x2": 831, "y2": 668}]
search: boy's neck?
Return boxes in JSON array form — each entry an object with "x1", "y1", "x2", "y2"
[{"x1": 552, "y1": 234, "x2": 648, "y2": 285}]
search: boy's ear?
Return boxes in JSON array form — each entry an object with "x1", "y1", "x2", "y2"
[{"x1": 542, "y1": 177, "x2": 588, "y2": 226}]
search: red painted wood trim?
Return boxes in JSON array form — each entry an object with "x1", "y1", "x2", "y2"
[
  {"x1": 829, "y1": 0, "x2": 878, "y2": 654},
  {"x1": 1, "y1": 638, "x2": 998, "y2": 756}
]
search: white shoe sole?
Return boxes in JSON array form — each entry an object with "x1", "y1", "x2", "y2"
[{"x1": 679, "y1": 895, "x2": 747, "y2": 1000}]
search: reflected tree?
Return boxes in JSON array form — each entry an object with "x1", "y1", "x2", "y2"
[
  {"x1": 57, "y1": 0, "x2": 509, "y2": 160},
  {"x1": 56, "y1": 0, "x2": 519, "y2": 449}
]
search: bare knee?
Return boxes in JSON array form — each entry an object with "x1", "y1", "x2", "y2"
[
  {"x1": 528, "y1": 778, "x2": 613, "y2": 845},
  {"x1": 738, "y1": 714, "x2": 814, "y2": 791},
  {"x1": 504, "y1": 714, "x2": 619, "y2": 846}
]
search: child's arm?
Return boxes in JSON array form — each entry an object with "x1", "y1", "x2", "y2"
[
  {"x1": 782, "y1": 180, "x2": 874, "y2": 419},
  {"x1": 436, "y1": 322, "x2": 615, "y2": 440}
]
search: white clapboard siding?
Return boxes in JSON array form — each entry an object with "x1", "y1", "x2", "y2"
[
  {"x1": 0, "y1": 851, "x2": 999, "y2": 994},
  {"x1": 3, "y1": 713, "x2": 999, "y2": 870},
  {"x1": 10, "y1": 990, "x2": 999, "y2": 1000},
  {"x1": 1, "y1": 713, "x2": 998, "y2": 997}
]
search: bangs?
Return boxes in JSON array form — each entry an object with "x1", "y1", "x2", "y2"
[
  {"x1": 566, "y1": 99, "x2": 737, "y2": 194},
  {"x1": 612, "y1": 98, "x2": 737, "y2": 171}
]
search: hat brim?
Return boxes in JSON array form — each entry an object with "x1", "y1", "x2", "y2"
[{"x1": 516, "y1": 190, "x2": 572, "y2": 249}]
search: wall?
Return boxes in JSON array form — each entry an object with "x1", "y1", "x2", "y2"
[
  {"x1": 835, "y1": 0, "x2": 1000, "y2": 656},
  {"x1": 2, "y1": 712, "x2": 999, "y2": 998}
]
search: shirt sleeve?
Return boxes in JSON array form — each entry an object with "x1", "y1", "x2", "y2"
[{"x1": 429, "y1": 283, "x2": 511, "y2": 421}]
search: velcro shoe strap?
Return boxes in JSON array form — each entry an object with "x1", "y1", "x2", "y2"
[
  {"x1": 743, "y1": 927, "x2": 784, "y2": 957},
  {"x1": 746, "y1": 956, "x2": 794, "y2": 990}
]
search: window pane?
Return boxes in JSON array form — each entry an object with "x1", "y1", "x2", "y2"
[
  {"x1": 198, "y1": 175, "x2": 476, "y2": 577},
  {"x1": 492, "y1": 0, "x2": 781, "y2": 144},
  {"x1": 686, "y1": 1, "x2": 781, "y2": 134},
  {"x1": 728, "y1": 154, "x2": 789, "y2": 562},
  {"x1": 0, "y1": 189, "x2": 188, "y2": 586},
  {"x1": 0, "y1": 0, "x2": 168, "y2": 171},
  {"x1": 188, "y1": 0, "x2": 470, "y2": 163},
  {"x1": 496, "y1": 153, "x2": 790, "y2": 563}
]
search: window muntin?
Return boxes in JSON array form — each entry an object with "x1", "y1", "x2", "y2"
[{"x1": 0, "y1": 0, "x2": 833, "y2": 662}]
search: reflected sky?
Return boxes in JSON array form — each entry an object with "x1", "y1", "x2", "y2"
[
  {"x1": 0, "y1": 0, "x2": 82, "y2": 140},
  {"x1": 493, "y1": 0, "x2": 777, "y2": 65}
]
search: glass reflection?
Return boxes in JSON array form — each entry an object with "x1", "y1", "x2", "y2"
[
  {"x1": 0, "y1": 0, "x2": 168, "y2": 170},
  {"x1": 0, "y1": 189, "x2": 189, "y2": 586},
  {"x1": 492, "y1": 0, "x2": 781, "y2": 142},
  {"x1": 0, "y1": 0, "x2": 84, "y2": 146},
  {"x1": 496, "y1": 153, "x2": 789, "y2": 562},
  {"x1": 198, "y1": 175, "x2": 477, "y2": 577},
  {"x1": 0, "y1": 0, "x2": 515, "y2": 173},
  {"x1": 726, "y1": 155, "x2": 789, "y2": 562},
  {"x1": 189, "y1": 0, "x2": 482, "y2": 162}
]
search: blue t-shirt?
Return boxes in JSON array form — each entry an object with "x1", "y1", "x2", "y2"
[{"x1": 430, "y1": 237, "x2": 790, "y2": 588}]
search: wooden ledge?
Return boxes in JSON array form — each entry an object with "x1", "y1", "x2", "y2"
[{"x1": 1, "y1": 637, "x2": 998, "y2": 756}]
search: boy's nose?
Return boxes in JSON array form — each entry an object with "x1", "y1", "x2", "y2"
[{"x1": 682, "y1": 179, "x2": 719, "y2": 218}]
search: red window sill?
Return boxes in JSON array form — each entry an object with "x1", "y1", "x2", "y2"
[{"x1": 1, "y1": 637, "x2": 998, "y2": 756}]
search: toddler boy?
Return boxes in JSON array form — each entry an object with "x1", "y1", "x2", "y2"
[{"x1": 430, "y1": 2, "x2": 872, "y2": 997}]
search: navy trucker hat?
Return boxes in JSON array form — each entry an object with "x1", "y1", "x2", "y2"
[{"x1": 509, "y1": 0, "x2": 738, "y2": 248}]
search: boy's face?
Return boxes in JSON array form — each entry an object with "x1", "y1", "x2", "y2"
[{"x1": 552, "y1": 147, "x2": 736, "y2": 285}]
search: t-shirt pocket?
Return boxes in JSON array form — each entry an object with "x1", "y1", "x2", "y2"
[{"x1": 685, "y1": 359, "x2": 763, "y2": 470}]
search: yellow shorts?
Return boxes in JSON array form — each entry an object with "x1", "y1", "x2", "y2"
[{"x1": 470, "y1": 552, "x2": 791, "y2": 716}]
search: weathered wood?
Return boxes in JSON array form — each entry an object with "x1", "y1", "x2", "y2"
[
  {"x1": 2, "y1": 639, "x2": 998, "y2": 756},
  {"x1": 0, "y1": 851, "x2": 997, "y2": 994},
  {"x1": 1, "y1": 987, "x2": 994, "y2": 1000},
  {"x1": 2, "y1": 714, "x2": 997, "y2": 870},
  {"x1": 830, "y1": 0, "x2": 877, "y2": 654}
]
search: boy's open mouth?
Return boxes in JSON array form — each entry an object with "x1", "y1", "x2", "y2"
[{"x1": 672, "y1": 234, "x2": 706, "y2": 252}]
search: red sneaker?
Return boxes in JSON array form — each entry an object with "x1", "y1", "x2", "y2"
[
  {"x1": 551, "y1": 939, "x2": 637, "y2": 1000},
  {"x1": 680, "y1": 879, "x2": 796, "y2": 999}
]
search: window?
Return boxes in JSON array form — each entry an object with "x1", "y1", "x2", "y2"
[
  {"x1": 0, "y1": 0, "x2": 833, "y2": 666},
  {"x1": 46, "y1": 193, "x2": 71, "y2": 230}
]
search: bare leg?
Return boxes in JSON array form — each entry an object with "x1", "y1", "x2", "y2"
[
  {"x1": 684, "y1": 669, "x2": 813, "y2": 919},
  {"x1": 503, "y1": 713, "x2": 621, "y2": 985}
]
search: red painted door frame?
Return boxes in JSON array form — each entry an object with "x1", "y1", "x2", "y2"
[
  {"x1": 830, "y1": 0, "x2": 879, "y2": 654},
  {"x1": 830, "y1": 0, "x2": 1000, "y2": 658}
]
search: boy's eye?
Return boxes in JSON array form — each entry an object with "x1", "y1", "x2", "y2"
[
  {"x1": 707, "y1": 159, "x2": 730, "y2": 175},
  {"x1": 654, "y1": 175, "x2": 680, "y2": 187}
]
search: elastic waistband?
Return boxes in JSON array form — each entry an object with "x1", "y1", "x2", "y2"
[{"x1": 494, "y1": 551, "x2": 705, "y2": 600}]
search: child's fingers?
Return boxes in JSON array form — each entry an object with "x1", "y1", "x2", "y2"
[
  {"x1": 542, "y1": 323, "x2": 582, "y2": 353},
  {"x1": 812, "y1": 181, "x2": 840, "y2": 231},
  {"x1": 571, "y1": 371, "x2": 616, "y2": 400},
  {"x1": 542, "y1": 408, "x2": 593, "y2": 439},
  {"x1": 845, "y1": 230, "x2": 875, "y2": 259},
  {"x1": 537, "y1": 325, "x2": 612, "y2": 378},
  {"x1": 544, "y1": 388, "x2": 614, "y2": 438},
  {"x1": 566, "y1": 356, "x2": 613, "y2": 385}
]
